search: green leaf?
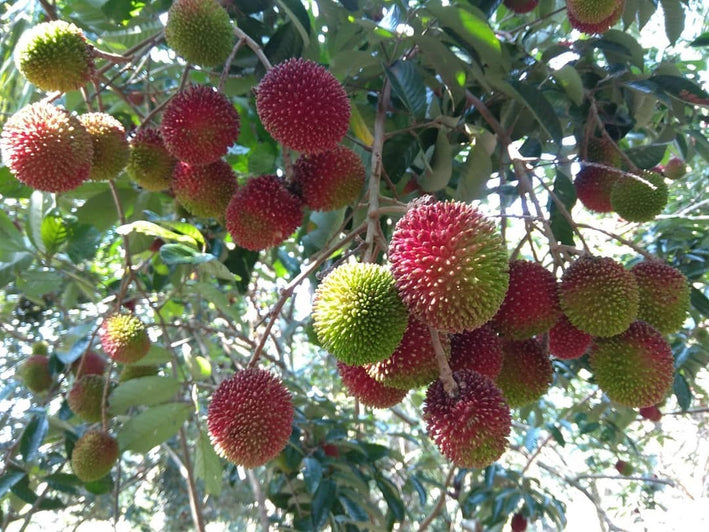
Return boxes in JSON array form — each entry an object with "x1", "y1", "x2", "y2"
[
  {"x1": 264, "y1": 22, "x2": 303, "y2": 67},
  {"x1": 624, "y1": 144, "x2": 668, "y2": 169},
  {"x1": 660, "y1": 0, "x2": 685, "y2": 46},
  {"x1": 128, "y1": 344, "x2": 173, "y2": 366},
  {"x1": 276, "y1": 0, "x2": 311, "y2": 45},
  {"x1": 456, "y1": 138, "x2": 492, "y2": 201},
  {"x1": 247, "y1": 142, "x2": 278, "y2": 175},
  {"x1": 690, "y1": 287, "x2": 709, "y2": 317},
  {"x1": 547, "y1": 171, "x2": 576, "y2": 246},
  {"x1": 690, "y1": 32, "x2": 709, "y2": 47},
  {"x1": 414, "y1": 34, "x2": 467, "y2": 104},
  {"x1": 109, "y1": 376, "x2": 182, "y2": 414},
  {"x1": 117, "y1": 221, "x2": 199, "y2": 248},
  {"x1": 419, "y1": 129, "x2": 452, "y2": 192},
  {"x1": 673, "y1": 373, "x2": 691, "y2": 411},
  {"x1": 600, "y1": 30, "x2": 645, "y2": 69},
  {"x1": 311, "y1": 478, "x2": 336, "y2": 530},
  {"x1": 0, "y1": 469, "x2": 26, "y2": 498},
  {"x1": 504, "y1": 80, "x2": 563, "y2": 145},
  {"x1": 40, "y1": 212, "x2": 69, "y2": 256},
  {"x1": 20, "y1": 415, "x2": 49, "y2": 463},
  {"x1": 547, "y1": 424, "x2": 566, "y2": 447},
  {"x1": 75, "y1": 187, "x2": 139, "y2": 231},
  {"x1": 28, "y1": 190, "x2": 52, "y2": 254},
  {"x1": 117, "y1": 402, "x2": 192, "y2": 453},
  {"x1": 338, "y1": 493, "x2": 369, "y2": 522},
  {"x1": 302, "y1": 208, "x2": 346, "y2": 254},
  {"x1": 552, "y1": 65, "x2": 584, "y2": 106},
  {"x1": 0, "y1": 209, "x2": 26, "y2": 254},
  {"x1": 650, "y1": 74, "x2": 709, "y2": 105},
  {"x1": 16, "y1": 270, "x2": 64, "y2": 301},
  {"x1": 159, "y1": 243, "x2": 216, "y2": 265},
  {"x1": 197, "y1": 259, "x2": 238, "y2": 281},
  {"x1": 194, "y1": 430, "x2": 222, "y2": 496},
  {"x1": 385, "y1": 60, "x2": 427, "y2": 121},
  {"x1": 303, "y1": 456, "x2": 323, "y2": 494},
  {"x1": 84, "y1": 474, "x2": 114, "y2": 495},
  {"x1": 376, "y1": 475, "x2": 405, "y2": 521}
]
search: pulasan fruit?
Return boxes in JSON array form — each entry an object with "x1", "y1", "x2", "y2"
[
  {"x1": 631, "y1": 261, "x2": 690, "y2": 334},
  {"x1": 99, "y1": 313, "x2": 151, "y2": 364},
  {"x1": 71, "y1": 430, "x2": 119, "y2": 482},
  {"x1": 566, "y1": 0, "x2": 624, "y2": 34},
  {"x1": 19, "y1": 355, "x2": 52, "y2": 393},
  {"x1": 574, "y1": 165, "x2": 619, "y2": 213},
  {"x1": 496, "y1": 339, "x2": 553, "y2": 408},
  {"x1": 126, "y1": 128, "x2": 177, "y2": 191},
  {"x1": 449, "y1": 324, "x2": 503, "y2": 380},
  {"x1": 337, "y1": 362, "x2": 408, "y2": 408},
  {"x1": 610, "y1": 171, "x2": 668, "y2": 222},
  {"x1": 79, "y1": 112, "x2": 129, "y2": 181},
  {"x1": 548, "y1": 315, "x2": 593, "y2": 360},
  {"x1": 68, "y1": 375, "x2": 106, "y2": 423},
  {"x1": 71, "y1": 351, "x2": 107, "y2": 378},
  {"x1": 504, "y1": 0, "x2": 538, "y2": 14},
  {"x1": 172, "y1": 160, "x2": 237, "y2": 219}
]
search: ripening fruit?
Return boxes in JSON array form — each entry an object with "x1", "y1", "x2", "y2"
[
  {"x1": 492, "y1": 260, "x2": 561, "y2": 339},
  {"x1": 71, "y1": 351, "x2": 107, "y2": 378},
  {"x1": 504, "y1": 0, "x2": 539, "y2": 14},
  {"x1": 639, "y1": 405, "x2": 662, "y2": 422},
  {"x1": 19, "y1": 355, "x2": 52, "y2": 393},
  {"x1": 590, "y1": 321, "x2": 674, "y2": 407},
  {"x1": 207, "y1": 369, "x2": 294, "y2": 468},
  {"x1": 126, "y1": 128, "x2": 177, "y2": 191},
  {"x1": 99, "y1": 314, "x2": 151, "y2": 364},
  {"x1": 15, "y1": 20, "x2": 93, "y2": 93},
  {"x1": 119, "y1": 365, "x2": 159, "y2": 382},
  {"x1": 496, "y1": 339, "x2": 553, "y2": 408},
  {"x1": 566, "y1": 0, "x2": 624, "y2": 34},
  {"x1": 559, "y1": 256, "x2": 638, "y2": 337},
  {"x1": 256, "y1": 58, "x2": 351, "y2": 154},
  {"x1": 664, "y1": 156, "x2": 687, "y2": 180},
  {"x1": 165, "y1": 0, "x2": 235, "y2": 68},
  {"x1": 574, "y1": 166, "x2": 619, "y2": 213},
  {"x1": 511, "y1": 512, "x2": 528, "y2": 532},
  {"x1": 68, "y1": 375, "x2": 105, "y2": 423},
  {"x1": 449, "y1": 324, "x2": 503, "y2": 380},
  {"x1": 424, "y1": 370, "x2": 511, "y2": 468},
  {"x1": 615, "y1": 459, "x2": 634, "y2": 476},
  {"x1": 0, "y1": 102, "x2": 93, "y2": 192},
  {"x1": 225, "y1": 174, "x2": 304, "y2": 251},
  {"x1": 79, "y1": 113, "x2": 129, "y2": 181},
  {"x1": 585, "y1": 135, "x2": 621, "y2": 166},
  {"x1": 31, "y1": 341, "x2": 49, "y2": 356},
  {"x1": 366, "y1": 316, "x2": 450, "y2": 390},
  {"x1": 292, "y1": 146, "x2": 366, "y2": 211},
  {"x1": 172, "y1": 160, "x2": 237, "y2": 219},
  {"x1": 161, "y1": 85, "x2": 240, "y2": 165},
  {"x1": 312, "y1": 262, "x2": 409, "y2": 365},
  {"x1": 71, "y1": 431, "x2": 119, "y2": 482},
  {"x1": 337, "y1": 362, "x2": 408, "y2": 408},
  {"x1": 548, "y1": 315, "x2": 593, "y2": 360},
  {"x1": 611, "y1": 171, "x2": 668, "y2": 222},
  {"x1": 389, "y1": 198, "x2": 509, "y2": 333},
  {"x1": 631, "y1": 261, "x2": 690, "y2": 334}
]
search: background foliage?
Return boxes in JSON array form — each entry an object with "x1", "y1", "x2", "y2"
[{"x1": 0, "y1": 0, "x2": 707, "y2": 530}]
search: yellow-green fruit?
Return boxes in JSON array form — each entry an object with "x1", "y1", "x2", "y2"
[
  {"x1": 165, "y1": 0, "x2": 235, "y2": 68},
  {"x1": 71, "y1": 431, "x2": 119, "y2": 482},
  {"x1": 31, "y1": 341, "x2": 49, "y2": 356},
  {"x1": 126, "y1": 128, "x2": 176, "y2": 191},
  {"x1": 312, "y1": 263, "x2": 409, "y2": 365},
  {"x1": 559, "y1": 256, "x2": 638, "y2": 337},
  {"x1": 19, "y1": 355, "x2": 52, "y2": 393},
  {"x1": 631, "y1": 261, "x2": 690, "y2": 334},
  {"x1": 79, "y1": 113, "x2": 129, "y2": 181},
  {"x1": 15, "y1": 20, "x2": 93, "y2": 92},
  {"x1": 67, "y1": 375, "x2": 105, "y2": 423},
  {"x1": 99, "y1": 313, "x2": 151, "y2": 364},
  {"x1": 610, "y1": 171, "x2": 668, "y2": 222},
  {"x1": 496, "y1": 339, "x2": 553, "y2": 408},
  {"x1": 119, "y1": 365, "x2": 159, "y2": 382}
]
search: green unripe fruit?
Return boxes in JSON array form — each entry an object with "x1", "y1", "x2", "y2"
[
  {"x1": 19, "y1": 355, "x2": 52, "y2": 393},
  {"x1": 611, "y1": 171, "x2": 668, "y2": 222},
  {"x1": 99, "y1": 313, "x2": 151, "y2": 364},
  {"x1": 79, "y1": 113, "x2": 129, "y2": 181},
  {"x1": 15, "y1": 20, "x2": 93, "y2": 93},
  {"x1": 68, "y1": 375, "x2": 106, "y2": 423},
  {"x1": 632, "y1": 261, "x2": 690, "y2": 334},
  {"x1": 31, "y1": 341, "x2": 49, "y2": 356},
  {"x1": 71, "y1": 431, "x2": 119, "y2": 482},
  {"x1": 312, "y1": 263, "x2": 409, "y2": 365},
  {"x1": 165, "y1": 0, "x2": 235, "y2": 68},
  {"x1": 496, "y1": 339, "x2": 553, "y2": 408},
  {"x1": 126, "y1": 128, "x2": 176, "y2": 191}
]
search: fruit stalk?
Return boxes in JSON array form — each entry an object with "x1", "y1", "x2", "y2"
[{"x1": 430, "y1": 326, "x2": 458, "y2": 397}]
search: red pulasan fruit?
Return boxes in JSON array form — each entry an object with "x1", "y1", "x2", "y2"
[
  {"x1": 549, "y1": 315, "x2": 592, "y2": 360},
  {"x1": 207, "y1": 368, "x2": 294, "y2": 468},
  {"x1": 256, "y1": 58, "x2": 350, "y2": 154},
  {"x1": 664, "y1": 156, "x2": 687, "y2": 180},
  {"x1": 574, "y1": 165, "x2": 619, "y2": 213},
  {"x1": 225, "y1": 175, "x2": 304, "y2": 251},
  {"x1": 99, "y1": 313, "x2": 151, "y2": 364},
  {"x1": 449, "y1": 324, "x2": 503, "y2": 380},
  {"x1": 0, "y1": 102, "x2": 93, "y2": 192},
  {"x1": 424, "y1": 369, "x2": 511, "y2": 468},
  {"x1": 504, "y1": 0, "x2": 539, "y2": 14},
  {"x1": 511, "y1": 512, "x2": 528, "y2": 532},
  {"x1": 71, "y1": 351, "x2": 107, "y2": 378},
  {"x1": 566, "y1": 0, "x2": 624, "y2": 35},
  {"x1": 292, "y1": 146, "x2": 366, "y2": 211},
  {"x1": 365, "y1": 316, "x2": 450, "y2": 390},
  {"x1": 172, "y1": 160, "x2": 237, "y2": 219},
  {"x1": 639, "y1": 405, "x2": 662, "y2": 422},
  {"x1": 337, "y1": 362, "x2": 408, "y2": 408},
  {"x1": 492, "y1": 260, "x2": 561, "y2": 339},
  {"x1": 496, "y1": 339, "x2": 553, "y2": 408},
  {"x1": 161, "y1": 85, "x2": 240, "y2": 165},
  {"x1": 388, "y1": 198, "x2": 509, "y2": 333}
]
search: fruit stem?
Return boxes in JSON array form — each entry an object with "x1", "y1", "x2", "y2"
[
  {"x1": 219, "y1": 37, "x2": 246, "y2": 92},
  {"x1": 233, "y1": 26, "x2": 272, "y2": 71},
  {"x1": 429, "y1": 327, "x2": 458, "y2": 398}
]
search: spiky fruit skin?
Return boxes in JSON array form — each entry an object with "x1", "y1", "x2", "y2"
[
  {"x1": 312, "y1": 263, "x2": 409, "y2": 365},
  {"x1": 68, "y1": 375, "x2": 105, "y2": 423},
  {"x1": 566, "y1": 0, "x2": 624, "y2": 34},
  {"x1": 71, "y1": 431, "x2": 119, "y2": 482},
  {"x1": 424, "y1": 370, "x2": 511, "y2": 468},
  {"x1": 99, "y1": 314, "x2": 150, "y2": 364},
  {"x1": 172, "y1": 160, "x2": 237, "y2": 218},
  {"x1": 615, "y1": 460, "x2": 634, "y2": 476},
  {"x1": 15, "y1": 21, "x2": 93, "y2": 93},
  {"x1": 79, "y1": 113, "x2": 129, "y2": 181},
  {"x1": 1, "y1": 102, "x2": 93, "y2": 192},
  {"x1": 161, "y1": 85, "x2": 240, "y2": 165},
  {"x1": 389, "y1": 198, "x2": 509, "y2": 333},
  {"x1": 574, "y1": 166, "x2": 619, "y2": 213},
  {"x1": 292, "y1": 146, "x2": 366, "y2": 211},
  {"x1": 559, "y1": 256, "x2": 638, "y2": 337},
  {"x1": 664, "y1": 156, "x2": 687, "y2": 180},
  {"x1": 449, "y1": 324, "x2": 503, "y2": 380},
  {"x1": 165, "y1": 0, "x2": 234, "y2": 68},
  {"x1": 639, "y1": 405, "x2": 662, "y2": 422},
  {"x1": 590, "y1": 321, "x2": 674, "y2": 407},
  {"x1": 337, "y1": 362, "x2": 408, "y2": 408},
  {"x1": 611, "y1": 171, "x2": 668, "y2": 222},
  {"x1": 225, "y1": 174, "x2": 304, "y2": 250},
  {"x1": 71, "y1": 351, "x2": 107, "y2": 378},
  {"x1": 207, "y1": 369, "x2": 294, "y2": 468},
  {"x1": 31, "y1": 341, "x2": 49, "y2": 356},
  {"x1": 19, "y1": 355, "x2": 52, "y2": 393},
  {"x1": 366, "y1": 317, "x2": 450, "y2": 390},
  {"x1": 631, "y1": 261, "x2": 690, "y2": 334},
  {"x1": 119, "y1": 365, "x2": 159, "y2": 382},
  {"x1": 511, "y1": 512, "x2": 528, "y2": 532},
  {"x1": 549, "y1": 315, "x2": 593, "y2": 360},
  {"x1": 126, "y1": 128, "x2": 177, "y2": 191},
  {"x1": 496, "y1": 339, "x2": 553, "y2": 408},
  {"x1": 492, "y1": 260, "x2": 561, "y2": 339},
  {"x1": 256, "y1": 58, "x2": 350, "y2": 154},
  {"x1": 504, "y1": 0, "x2": 538, "y2": 13},
  {"x1": 585, "y1": 136, "x2": 621, "y2": 166}
]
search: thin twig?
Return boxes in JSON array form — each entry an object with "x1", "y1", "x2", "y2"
[{"x1": 417, "y1": 467, "x2": 456, "y2": 531}]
